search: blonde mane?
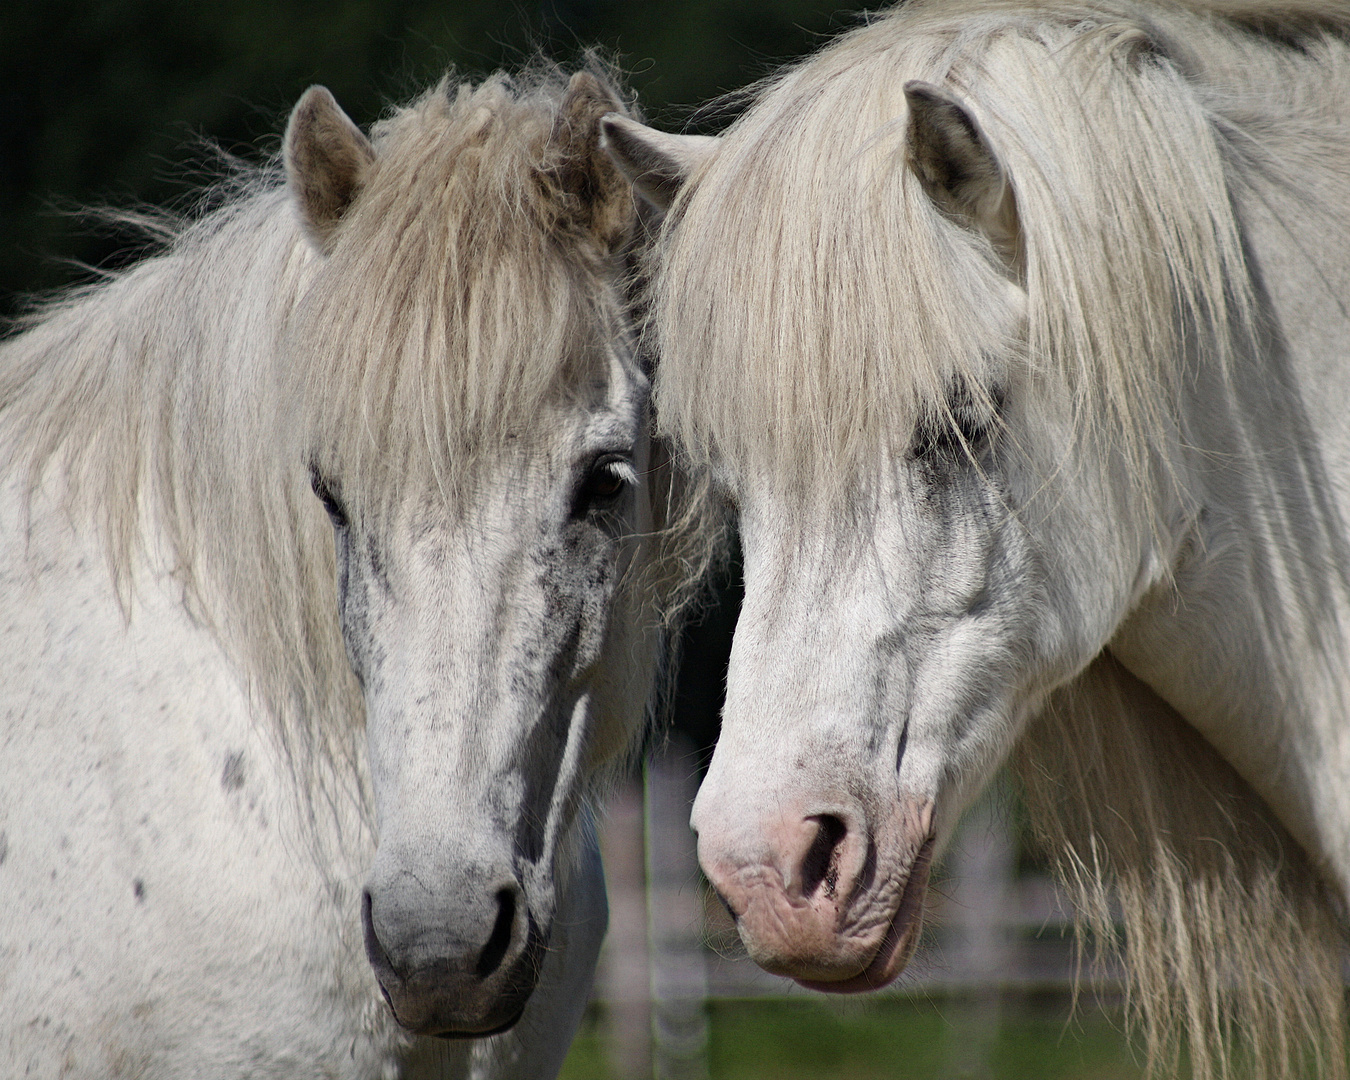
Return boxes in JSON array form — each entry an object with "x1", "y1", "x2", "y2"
[
  {"x1": 0, "y1": 62, "x2": 664, "y2": 790},
  {"x1": 1021, "y1": 656, "x2": 1348, "y2": 1079},
  {"x1": 655, "y1": 0, "x2": 1350, "y2": 512},
  {"x1": 652, "y1": 3, "x2": 1350, "y2": 1076}
]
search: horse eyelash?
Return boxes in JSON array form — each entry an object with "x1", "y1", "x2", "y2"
[
  {"x1": 603, "y1": 459, "x2": 640, "y2": 488},
  {"x1": 573, "y1": 454, "x2": 637, "y2": 516}
]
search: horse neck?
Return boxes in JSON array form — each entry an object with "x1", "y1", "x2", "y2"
[{"x1": 1111, "y1": 128, "x2": 1350, "y2": 890}]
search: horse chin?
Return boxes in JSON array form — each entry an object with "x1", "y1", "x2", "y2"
[
  {"x1": 385, "y1": 975, "x2": 533, "y2": 1039},
  {"x1": 794, "y1": 835, "x2": 935, "y2": 995},
  {"x1": 428, "y1": 1006, "x2": 526, "y2": 1040}
]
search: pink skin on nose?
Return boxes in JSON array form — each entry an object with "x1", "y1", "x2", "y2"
[{"x1": 699, "y1": 797, "x2": 935, "y2": 992}]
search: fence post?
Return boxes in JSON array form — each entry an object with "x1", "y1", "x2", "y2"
[
  {"x1": 941, "y1": 791, "x2": 1015, "y2": 1076},
  {"x1": 646, "y1": 736, "x2": 711, "y2": 1080},
  {"x1": 599, "y1": 776, "x2": 653, "y2": 1079}
]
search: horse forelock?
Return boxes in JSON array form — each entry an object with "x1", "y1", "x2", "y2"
[{"x1": 292, "y1": 68, "x2": 639, "y2": 520}]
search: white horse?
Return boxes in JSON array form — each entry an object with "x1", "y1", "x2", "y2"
[
  {"x1": 606, "y1": 1, "x2": 1350, "y2": 1076},
  {"x1": 0, "y1": 64, "x2": 679, "y2": 1079}
]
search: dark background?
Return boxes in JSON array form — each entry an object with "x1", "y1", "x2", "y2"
[{"x1": 0, "y1": 1, "x2": 863, "y2": 318}]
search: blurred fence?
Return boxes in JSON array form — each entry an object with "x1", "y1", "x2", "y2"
[{"x1": 592, "y1": 736, "x2": 1109, "y2": 1080}]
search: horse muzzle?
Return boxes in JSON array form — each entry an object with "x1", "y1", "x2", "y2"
[
  {"x1": 361, "y1": 870, "x2": 546, "y2": 1037},
  {"x1": 696, "y1": 793, "x2": 935, "y2": 992}
]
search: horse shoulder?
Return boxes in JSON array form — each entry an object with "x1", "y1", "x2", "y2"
[{"x1": 0, "y1": 477, "x2": 395, "y2": 1078}]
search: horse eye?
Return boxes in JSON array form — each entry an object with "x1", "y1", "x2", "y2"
[
  {"x1": 309, "y1": 465, "x2": 349, "y2": 529},
  {"x1": 576, "y1": 455, "x2": 635, "y2": 512},
  {"x1": 912, "y1": 382, "x2": 1003, "y2": 462}
]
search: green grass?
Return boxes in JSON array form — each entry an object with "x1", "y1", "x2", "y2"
[{"x1": 561, "y1": 992, "x2": 1148, "y2": 1079}]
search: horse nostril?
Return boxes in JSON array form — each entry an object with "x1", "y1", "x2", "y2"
[
  {"x1": 800, "y1": 814, "x2": 849, "y2": 900},
  {"x1": 475, "y1": 888, "x2": 516, "y2": 979}
]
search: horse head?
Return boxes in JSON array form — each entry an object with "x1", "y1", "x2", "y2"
[
  {"x1": 603, "y1": 22, "x2": 1224, "y2": 992},
  {"x1": 285, "y1": 70, "x2": 657, "y2": 1036}
]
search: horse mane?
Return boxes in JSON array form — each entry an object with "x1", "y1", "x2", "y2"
[
  {"x1": 653, "y1": 0, "x2": 1350, "y2": 512},
  {"x1": 653, "y1": 3, "x2": 1350, "y2": 1075},
  {"x1": 1018, "y1": 655, "x2": 1348, "y2": 1080},
  {"x1": 0, "y1": 59, "x2": 669, "y2": 801}
]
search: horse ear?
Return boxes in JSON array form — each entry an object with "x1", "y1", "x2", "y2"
[
  {"x1": 600, "y1": 115, "x2": 719, "y2": 212},
  {"x1": 284, "y1": 86, "x2": 375, "y2": 254},
  {"x1": 543, "y1": 70, "x2": 639, "y2": 252},
  {"x1": 904, "y1": 81, "x2": 1020, "y2": 271}
]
